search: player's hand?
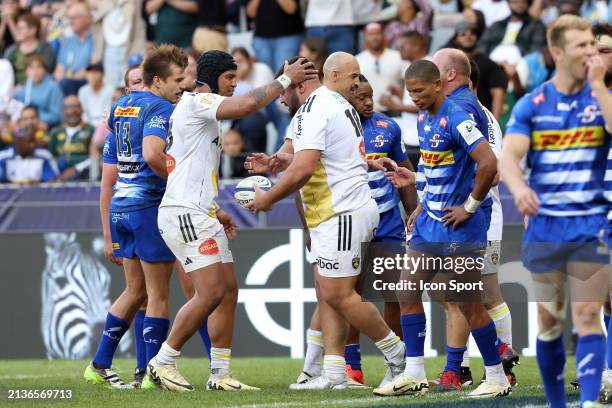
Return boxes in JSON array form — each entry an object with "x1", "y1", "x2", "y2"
[
  {"x1": 269, "y1": 152, "x2": 293, "y2": 173},
  {"x1": 244, "y1": 153, "x2": 271, "y2": 173},
  {"x1": 385, "y1": 167, "x2": 416, "y2": 188},
  {"x1": 587, "y1": 55, "x2": 607, "y2": 87},
  {"x1": 104, "y1": 238, "x2": 122, "y2": 266},
  {"x1": 407, "y1": 203, "x2": 423, "y2": 233},
  {"x1": 387, "y1": 84, "x2": 402, "y2": 97},
  {"x1": 524, "y1": 215, "x2": 529, "y2": 229},
  {"x1": 369, "y1": 157, "x2": 398, "y2": 171},
  {"x1": 514, "y1": 185, "x2": 540, "y2": 216},
  {"x1": 246, "y1": 183, "x2": 273, "y2": 213},
  {"x1": 379, "y1": 94, "x2": 397, "y2": 111},
  {"x1": 282, "y1": 57, "x2": 319, "y2": 85},
  {"x1": 217, "y1": 209, "x2": 237, "y2": 240},
  {"x1": 442, "y1": 205, "x2": 472, "y2": 229}
]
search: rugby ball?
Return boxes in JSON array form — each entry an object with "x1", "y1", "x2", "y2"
[{"x1": 234, "y1": 176, "x2": 273, "y2": 209}]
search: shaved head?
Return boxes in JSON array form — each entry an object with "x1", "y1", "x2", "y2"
[
  {"x1": 322, "y1": 52, "x2": 361, "y2": 99},
  {"x1": 432, "y1": 48, "x2": 471, "y2": 77}
]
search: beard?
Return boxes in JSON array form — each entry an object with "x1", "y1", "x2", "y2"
[
  {"x1": 511, "y1": 10, "x2": 529, "y2": 18},
  {"x1": 64, "y1": 114, "x2": 81, "y2": 126}
]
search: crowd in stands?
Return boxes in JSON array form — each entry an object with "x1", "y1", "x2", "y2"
[{"x1": 0, "y1": 0, "x2": 609, "y2": 184}]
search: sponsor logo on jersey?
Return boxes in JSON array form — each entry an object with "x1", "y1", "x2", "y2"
[
  {"x1": 316, "y1": 257, "x2": 339, "y2": 270},
  {"x1": 420, "y1": 149, "x2": 455, "y2": 167},
  {"x1": 148, "y1": 115, "x2": 167, "y2": 130},
  {"x1": 199, "y1": 238, "x2": 219, "y2": 255},
  {"x1": 532, "y1": 93, "x2": 545, "y2": 105},
  {"x1": 112, "y1": 242, "x2": 120, "y2": 249},
  {"x1": 166, "y1": 154, "x2": 176, "y2": 174},
  {"x1": 114, "y1": 106, "x2": 141, "y2": 117},
  {"x1": 376, "y1": 120, "x2": 389, "y2": 128},
  {"x1": 365, "y1": 152, "x2": 388, "y2": 160},
  {"x1": 531, "y1": 126, "x2": 605, "y2": 150}
]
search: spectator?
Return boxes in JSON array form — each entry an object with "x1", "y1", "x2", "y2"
[
  {"x1": 580, "y1": 0, "x2": 608, "y2": 23},
  {"x1": 529, "y1": 0, "x2": 579, "y2": 27},
  {"x1": 54, "y1": 2, "x2": 94, "y2": 96},
  {"x1": 513, "y1": 45, "x2": 555, "y2": 95},
  {"x1": 0, "y1": 125, "x2": 59, "y2": 184},
  {"x1": 462, "y1": 7, "x2": 486, "y2": 37},
  {"x1": 91, "y1": 0, "x2": 146, "y2": 89},
  {"x1": 220, "y1": 128, "x2": 249, "y2": 179},
  {"x1": 29, "y1": 0, "x2": 64, "y2": 38},
  {"x1": 384, "y1": 0, "x2": 433, "y2": 50},
  {"x1": 145, "y1": 0, "x2": 198, "y2": 49},
  {"x1": 14, "y1": 54, "x2": 63, "y2": 127},
  {"x1": 0, "y1": 57, "x2": 14, "y2": 97},
  {"x1": 357, "y1": 23, "x2": 407, "y2": 114},
  {"x1": 192, "y1": 0, "x2": 227, "y2": 53},
  {"x1": 479, "y1": 0, "x2": 547, "y2": 64},
  {"x1": 78, "y1": 63, "x2": 113, "y2": 126},
  {"x1": 2, "y1": 105, "x2": 49, "y2": 147},
  {"x1": 0, "y1": 0, "x2": 20, "y2": 53},
  {"x1": 3, "y1": 13, "x2": 56, "y2": 84},
  {"x1": 247, "y1": 0, "x2": 303, "y2": 72},
  {"x1": 450, "y1": 22, "x2": 508, "y2": 119},
  {"x1": 472, "y1": 0, "x2": 511, "y2": 27},
  {"x1": 299, "y1": 37, "x2": 327, "y2": 79},
  {"x1": 304, "y1": 0, "x2": 356, "y2": 54},
  {"x1": 232, "y1": 46, "x2": 274, "y2": 95},
  {"x1": 48, "y1": 95, "x2": 94, "y2": 181},
  {"x1": 46, "y1": 0, "x2": 77, "y2": 52}
]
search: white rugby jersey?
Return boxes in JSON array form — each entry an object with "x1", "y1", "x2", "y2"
[
  {"x1": 288, "y1": 86, "x2": 372, "y2": 228},
  {"x1": 160, "y1": 92, "x2": 226, "y2": 216},
  {"x1": 483, "y1": 106, "x2": 503, "y2": 241}
]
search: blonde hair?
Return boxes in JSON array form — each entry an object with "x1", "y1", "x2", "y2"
[{"x1": 547, "y1": 14, "x2": 592, "y2": 49}]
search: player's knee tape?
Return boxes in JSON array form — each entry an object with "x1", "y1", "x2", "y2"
[{"x1": 538, "y1": 300, "x2": 567, "y2": 341}]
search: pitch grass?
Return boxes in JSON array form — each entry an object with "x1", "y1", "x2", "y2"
[{"x1": 0, "y1": 356, "x2": 579, "y2": 407}]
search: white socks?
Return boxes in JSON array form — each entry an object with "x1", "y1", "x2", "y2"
[
  {"x1": 375, "y1": 331, "x2": 405, "y2": 367},
  {"x1": 323, "y1": 355, "x2": 346, "y2": 385},
  {"x1": 488, "y1": 303, "x2": 512, "y2": 347},
  {"x1": 210, "y1": 347, "x2": 231, "y2": 377},
  {"x1": 462, "y1": 349, "x2": 470, "y2": 368},
  {"x1": 485, "y1": 363, "x2": 508, "y2": 385},
  {"x1": 304, "y1": 329, "x2": 323, "y2": 376},
  {"x1": 156, "y1": 341, "x2": 180, "y2": 366},
  {"x1": 404, "y1": 356, "x2": 426, "y2": 380}
]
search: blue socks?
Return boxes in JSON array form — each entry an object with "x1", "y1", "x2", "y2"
[
  {"x1": 577, "y1": 334, "x2": 605, "y2": 405},
  {"x1": 344, "y1": 344, "x2": 362, "y2": 370},
  {"x1": 93, "y1": 313, "x2": 129, "y2": 369},
  {"x1": 143, "y1": 316, "x2": 170, "y2": 365},
  {"x1": 197, "y1": 320, "x2": 212, "y2": 360},
  {"x1": 444, "y1": 346, "x2": 467, "y2": 374},
  {"x1": 401, "y1": 313, "x2": 426, "y2": 357},
  {"x1": 471, "y1": 321, "x2": 501, "y2": 366},
  {"x1": 536, "y1": 336, "x2": 566, "y2": 408},
  {"x1": 133, "y1": 310, "x2": 146, "y2": 370}
]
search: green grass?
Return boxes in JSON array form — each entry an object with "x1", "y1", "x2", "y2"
[{"x1": 0, "y1": 356, "x2": 580, "y2": 407}]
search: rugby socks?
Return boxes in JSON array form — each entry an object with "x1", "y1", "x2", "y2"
[
  {"x1": 375, "y1": 330, "x2": 405, "y2": 367},
  {"x1": 210, "y1": 348, "x2": 231, "y2": 378},
  {"x1": 143, "y1": 316, "x2": 169, "y2": 365},
  {"x1": 576, "y1": 334, "x2": 605, "y2": 405},
  {"x1": 134, "y1": 310, "x2": 147, "y2": 370},
  {"x1": 536, "y1": 336, "x2": 566, "y2": 408},
  {"x1": 93, "y1": 313, "x2": 130, "y2": 369},
  {"x1": 197, "y1": 320, "x2": 212, "y2": 360},
  {"x1": 323, "y1": 355, "x2": 346, "y2": 385},
  {"x1": 156, "y1": 341, "x2": 180, "y2": 365},
  {"x1": 344, "y1": 344, "x2": 362, "y2": 371},
  {"x1": 472, "y1": 321, "x2": 506, "y2": 384},
  {"x1": 444, "y1": 346, "x2": 466, "y2": 374},
  {"x1": 461, "y1": 349, "x2": 470, "y2": 368},
  {"x1": 304, "y1": 329, "x2": 323, "y2": 376},
  {"x1": 488, "y1": 303, "x2": 512, "y2": 347},
  {"x1": 400, "y1": 313, "x2": 426, "y2": 378}
]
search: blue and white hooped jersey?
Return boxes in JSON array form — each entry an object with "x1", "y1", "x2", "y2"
[
  {"x1": 103, "y1": 91, "x2": 174, "y2": 213},
  {"x1": 417, "y1": 99, "x2": 489, "y2": 221},
  {"x1": 606, "y1": 145, "x2": 611, "y2": 243},
  {"x1": 363, "y1": 112, "x2": 408, "y2": 214},
  {"x1": 506, "y1": 81, "x2": 610, "y2": 217}
]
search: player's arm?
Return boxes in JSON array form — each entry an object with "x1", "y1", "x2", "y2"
[
  {"x1": 216, "y1": 58, "x2": 318, "y2": 121},
  {"x1": 294, "y1": 193, "x2": 311, "y2": 251},
  {"x1": 499, "y1": 134, "x2": 540, "y2": 216},
  {"x1": 100, "y1": 163, "x2": 121, "y2": 265},
  {"x1": 142, "y1": 104, "x2": 173, "y2": 180},
  {"x1": 142, "y1": 137, "x2": 167, "y2": 179},
  {"x1": 249, "y1": 149, "x2": 319, "y2": 212}
]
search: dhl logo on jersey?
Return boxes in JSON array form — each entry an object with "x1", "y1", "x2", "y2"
[
  {"x1": 114, "y1": 106, "x2": 141, "y2": 117},
  {"x1": 420, "y1": 149, "x2": 454, "y2": 167},
  {"x1": 531, "y1": 126, "x2": 604, "y2": 150},
  {"x1": 365, "y1": 152, "x2": 388, "y2": 161}
]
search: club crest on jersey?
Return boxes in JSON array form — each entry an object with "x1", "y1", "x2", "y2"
[
  {"x1": 374, "y1": 134, "x2": 385, "y2": 148},
  {"x1": 199, "y1": 239, "x2": 219, "y2": 255},
  {"x1": 166, "y1": 154, "x2": 176, "y2": 174},
  {"x1": 579, "y1": 105, "x2": 599, "y2": 123},
  {"x1": 376, "y1": 120, "x2": 389, "y2": 128},
  {"x1": 430, "y1": 134, "x2": 442, "y2": 148}
]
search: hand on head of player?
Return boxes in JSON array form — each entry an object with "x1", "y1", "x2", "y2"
[
  {"x1": 384, "y1": 166, "x2": 416, "y2": 188},
  {"x1": 282, "y1": 57, "x2": 320, "y2": 85}
]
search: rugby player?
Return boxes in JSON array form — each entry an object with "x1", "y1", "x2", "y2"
[
  {"x1": 146, "y1": 51, "x2": 318, "y2": 392},
  {"x1": 85, "y1": 45, "x2": 187, "y2": 388},
  {"x1": 378, "y1": 59, "x2": 511, "y2": 399},
  {"x1": 500, "y1": 15, "x2": 611, "y2": 407},
  {"x1": 250, "y1": 52, "x2": 408, "y2": 391}
]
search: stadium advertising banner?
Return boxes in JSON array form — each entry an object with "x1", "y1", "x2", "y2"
[{"x1": 0, "y1": 227, "x2": 550, "y2": 360}]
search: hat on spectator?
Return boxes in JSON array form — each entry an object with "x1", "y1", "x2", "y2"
[
  {"x1": 455, "y1": 21, "x2": 478, "y2": 35},
  {"x1": 85, "y1": 62, "x2": 104, "y2": 72},
  {"x1": 195, "y1": 50, "x2": 237, "y2": 94},
  {"x1": 128, "y1": 54, "x2": 144, "y2": 68}
]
